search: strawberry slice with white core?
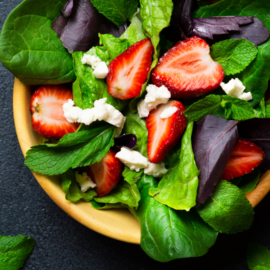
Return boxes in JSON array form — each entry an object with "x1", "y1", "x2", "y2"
[
  {"x1": 88, "y1": 149, "x2": 124, "y2": 198},
  {"x1": 151, "y1": 36, "x2": 224, "y2": 99},
  {"x1": 30, "y1": 85, "x2": 79, "y2": 139},
  {"x1": 146, "y1": 100, "x2": 187, "y2": 163},
  {"x1": 107, "y1": 38, "x2": 154, "y2": 100},
  {"x1": 221, "y1": 139, "x2": 265, "y2": 181}
]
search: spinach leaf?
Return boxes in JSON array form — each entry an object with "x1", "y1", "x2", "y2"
[
  {"x1": 149, "y1": 122, "x2": 199, "y2": 211},
  {"x1": 194, "y1": 115, "x2": 239, "y2": 205},
  {"x1": 121, "y1": 15, "x2": 146, "y2": 45},
  {"x1": 122, "y1": 166, "x2": 143, "y2": 185},
  {"x1": 211, "y1": 39, "x2": 258, "y2": 76},
  {"x1": 90, "y1": 0, "x2": 139, "y2": 27},
  {"x1": 0, "y1": 0, "x2": 75, "y2": 85},
  {"x1": 0, "y1": 235, "x2": 34, "y2": 270},
  {"x1": 24, "y1": 124, "x2": 115, "y2": 175},
  {"x1": 72, "y1": 48, "x2": 128, "y2": 110},
  {"x1": 163, "y1": 139, "x2": 182, "y2": 169},
  {"x1": 134, "y1": 175, "x2": 218, "y2": 262},
  {"x1": 198, "y1": 180, "x2": 254, "y2": 234},
  {"x1": 194, "y1": 0, "x2": 270, "y2": 107},
  {"x1": 246, "y1": 243, "x2": 270, "y2": 270},
  {"x1": 95, "y1": 180, "x2": 140, "y2": 208},
  {"x1": 123, "y1": 109, "x2": 148, "y2": 157},
  {"x1": 91, "y1": 201, "x2": 126, "y2": 209},
  {"x1": 231, "y1": 168, "x2": 260, "y2": 194}
]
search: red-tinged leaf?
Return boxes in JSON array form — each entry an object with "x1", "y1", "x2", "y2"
[{"x1": 193, "y1": 115, "x2": 239, "y2": 205}]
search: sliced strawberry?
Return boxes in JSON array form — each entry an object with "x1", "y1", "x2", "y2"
[
  {"x1": 107, "y1": 39, "x2": 154, "y2": 100},
  {"x1": 88, "y1": 149, "x2": 124, "y2": 197},
  {"x1": 146, "y1": 100, "x2": 187, "y2": 163},
  {"x1": 151, "y1": 36, "x2": 224, "y2": 99},
  {"x1": 30, "y1": 85, "x2": 79, "y2": 139},
  {"x1": 221, "y1": 139, "x2": 265, "y2": 181}
]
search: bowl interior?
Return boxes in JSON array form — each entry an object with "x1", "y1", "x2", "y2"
[{"x1": 13, "y1": 78, "x2": 270, "y2": 244}]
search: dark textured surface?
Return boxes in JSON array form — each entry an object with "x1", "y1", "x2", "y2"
[{"x1": 0, "y1": 1, "x2": 270, "y2": 270}]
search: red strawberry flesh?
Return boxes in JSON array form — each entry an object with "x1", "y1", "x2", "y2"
[
  {"x1": 221, "y1": 139, "x2": 265, "y2": 181},
  {"x1": 30, "y1": 85, "x2": 79, "y2": 139},
  {"x1": 107, "y1": 38, "x2": 154, "y2": 100},
  {"x1": 146, "y1": 100, "x2": 187, "y2": 163},
  {"x1": 151, "y1": 36, "x2": 224, "y2": 99},
  {"x1": 88, "y1": 149, "x2": 124, "y2": 197}
]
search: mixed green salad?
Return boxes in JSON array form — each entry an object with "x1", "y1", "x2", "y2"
[{"x1": 1, "y1": 0, "x2": 270, "y2": 263}]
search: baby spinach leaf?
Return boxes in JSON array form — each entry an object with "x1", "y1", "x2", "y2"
[
  {"x1": 0, "y1": 0, "x2": 75, "y2": 85},
  {"x1": 24, "y1": 124, "x2": 115, "y2": 175},
  {"x1": 122, "y1": 166, "x2": 143, "y2": 185},
  {"x1": 61, "y1": 169, "x2": 97, "y2": 202},
  {"x1": 91, "y1": 201, "x2": 126, "y2": 209},
  {"x1": 95, "y1": 180, "x2": 140, "y2": 208},
  {"x1": 194, "y1": 0, "x2": 270, "y2": 107},
  {"x1": 163, "y1": 139, "x2": 182, "y2": 169},
  {"x1": 149, "y1": 122, "x2": 199, "y2": 211},
  {"x1": 246, "y1": 243, "x2": 270, "y2": 270},
  {"x1": 72, "y1": 50, "x2": 128, "y2": 110},
  {"x1": 123, "y1": 109, "x2": 148, "y2": 157},
  {"x1": 134, "y1": 175, "x2": 218, "y2": 262},
  {"x1": 0, "y1": 235, "x2": 34, "y2": 270},
  {"x1": 211, "y1": 39, "x2": 258, "y2": 76},
  {"x1": 90, "y1": 0, "x2": 139, "y2": 27},
  {"x1": 121, "y1": 15, "x2": 146, "y2": 45},
  {"x1": 198, "y1": 180, "x2": 254, "y2": 234},
  {"x1": 194, "y1": 115, "x2": 239, "y2": 205}
]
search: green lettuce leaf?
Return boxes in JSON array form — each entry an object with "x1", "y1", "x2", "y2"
[
  {"x1": 123, "y1": 109, "x2": 148, "y2": 157},
  {"x1": 0, "y1": 235, "x2": 34, "y2": 270},
  {"x1": 149, "y1": 122, "x2": 199, "y2": 211},
  {"x1": 134, "y1": 174, "x2": 218, "y2": 262},
  {"x1": 95, "y1": 180, "x2": 140, "y2": 208},
  {"x1": 211, "y1": 39, "x2": 258, "y2": 76},
  {"x1": 231, "y1": 168, "x2": 260, "y2": 194},
  {"x1": 198, "y1": 180, "x2": 254, "y2": 234},
  {"x1": 24, "y1": 124, "x2": 115, "y2": 175},
  {"x1": 61, "y1": 169, "x2": 97, "y2": 202},
  {"x1": 91, "y1": 201, "x2": 126, "y2": 209},
  {"x1": 122, "y1": 166, "x2": 143, "y2": 185},
  {"x1": 194, "y1": 0, "x2": 270, "y2": 107},
  {"x1": 0, "y1": 0, "x2": 75, "y2": 85},
  {"x1": 266, "y1": 100, "x2": 270, "y2": 117},
  {"x1": 246, "y1": 243, "x2": 270, "y2": 270},
  {"x1": 90, "y1": 0, "x2": 139, "y2": 27}
]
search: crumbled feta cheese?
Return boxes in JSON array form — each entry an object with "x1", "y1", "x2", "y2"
[
  {"x1": 145, "y1": 84, "x2": 171, "y2": 111},
  {"x1": 105, "y1": 104, "x2": 125, "y2": 127},
  {"x1": 160, "y1": 106, "x2": 178, "y2": 119},
  {"x1": 93, "y1": 62, "x2": 109, "y2": 79},
  {"x1": 115, "y1": 147, "x2": 148, "y2": 172},
  {"x1": 93, "y1": 98, "x2": 109, "y2": 121},
  {"x1": 137, "y1": 100, "x2": 150, "y2": 118},
  {"x1": 220, "y1": 78, "x2": 253, "y2": 101},
  {"x1": 75, "y1": 171, "x2": 96, "y2": 192},
  {"x1": 144, "y1": 162, "x2": 168, "y2": 178},
  {"x1": 239, "y1": 92, "x2": 253, "y2": 101},
  {"x1": 137, "y1": 85, "x2": 171, "y2": 118},
  {"x1": 81, "y1": 54, "x2": 101, "y2": 69},
  {"x1": 78, "y1": 108, "x2": 96, "y2": 125},
  {"x1": 62, "y1": 99, "x2": 83, "y2": 123}
]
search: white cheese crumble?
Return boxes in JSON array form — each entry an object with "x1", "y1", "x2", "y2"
[
  {"x1": 137, "y1": 84, "x2": 171, "y2": 118},
  {"x1": 144, "y1": 162, "x2": 168, "y2": 178},
  {"x1": 160, "y1": 106, "x2": 178, "y2": 119},
  {"x1": 115, "y1": 147, "x2": 148, "y2": 172},
  {"x1": 75, "y1": 171, "x2": 96, "y2": 192},
  {"x1": 62, "y1": 98, "x2": 125, "y2": 130},
  {"x1": 81, "y1": 54, "x2": 108, "y2": 79},
  {"x1": 220, "y1": 78, "x2": 253, "y2": 101}
]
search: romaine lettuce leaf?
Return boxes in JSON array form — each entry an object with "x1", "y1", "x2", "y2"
[
  {"x1": 149, "y1": 122, "x2": 199, "y2": 211},
  {"x1": 122, "y1": 166, "x2": 143, "y2": 185}
]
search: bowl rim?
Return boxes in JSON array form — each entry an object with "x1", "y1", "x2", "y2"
[{"x1": 13, "y1": 78, "x2": 270, "y2": 244}]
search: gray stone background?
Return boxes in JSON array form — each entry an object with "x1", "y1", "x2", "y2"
[{"x1": 0, "y1": 1, "x2": 270, "y2": 269}]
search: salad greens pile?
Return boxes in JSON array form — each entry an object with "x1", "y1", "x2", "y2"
[{"x1": 1, "y1": 0, "x2": 270, "y2": 263}]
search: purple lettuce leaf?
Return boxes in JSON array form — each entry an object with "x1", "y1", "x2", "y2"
[
  {"x1": 114, "y1": 134, "x2": 137, "y2": 149},
  {"x1": 238, "y1": 119, "x2": 270, "y2": 170},
  {"x1": 193, "y1": 115, "x2": 239, "y2": 206},
  {"x1": 51, "y1": 0, "x2": 126, "y2": 53},
  {"x1": 62, "y1": 0, "x2": 73, "y2": 17}
]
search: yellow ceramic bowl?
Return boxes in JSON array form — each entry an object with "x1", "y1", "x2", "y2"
[{"x1": 13, "y1": 78, "x2": 270, "y2": 244}]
